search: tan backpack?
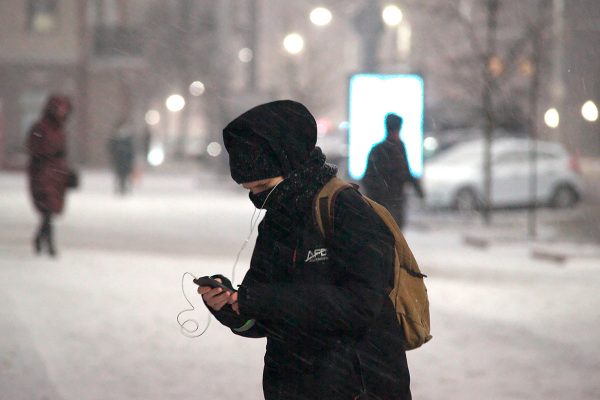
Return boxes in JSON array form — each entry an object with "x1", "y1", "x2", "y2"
[{"x1": 313, "y1": 177, "x2": 432, "y2": 350}]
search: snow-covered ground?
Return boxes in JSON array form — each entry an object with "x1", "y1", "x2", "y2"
[{"x1": 1, "y1": 170, "x2": 599, "y2": 400}]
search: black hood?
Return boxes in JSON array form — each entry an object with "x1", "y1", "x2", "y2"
[{"x1": 223, "y1": 100, "x2": 317, "y2": 184}]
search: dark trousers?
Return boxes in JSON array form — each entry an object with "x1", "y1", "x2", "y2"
[
  {"x1": 379, "y1": 197, "x2": 407, "y2": 229},
  {"x1": 34, "y1": 212, "x2": 56, "y2": 256}
]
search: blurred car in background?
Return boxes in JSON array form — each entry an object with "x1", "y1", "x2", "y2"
[
  {"x1": 423, "y1": 128, "x2": 523, "y2": 160},
  {"x1": 423, "y1": 138, "x2": 584, "y2": 211}
]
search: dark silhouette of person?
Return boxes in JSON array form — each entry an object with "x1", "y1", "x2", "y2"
[
  {"x1": 107, "y1": 117, "x2": 135, "y2": 195},
  {"x1": 363, "y1": 113, "x2": 424, "y2": 229},
  {"x1": 26, "y1": 95, "x2": 73, "y2": 257}
]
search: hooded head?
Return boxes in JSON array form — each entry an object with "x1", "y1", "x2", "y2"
[
  {"x1": 223, "y1": 100, "x2": 317, "y2": 184},
  {"x1": 43, "y1": 95, "x2": 72, "y2": 125}
]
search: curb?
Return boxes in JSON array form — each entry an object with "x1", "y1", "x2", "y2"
[{"x1": 462, "y1": 233, "x2": 600, "y2": 264}]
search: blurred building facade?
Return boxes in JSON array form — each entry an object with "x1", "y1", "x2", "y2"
[
  {"x1": 0, "y1": 0, "x2": 148, "y2": 168},
  {"x1": 0, "y1": 0, "x2": 87, "y2": 168},
  {"x1": 0, "y1": 0, "x2": 598, "y2": 170}
]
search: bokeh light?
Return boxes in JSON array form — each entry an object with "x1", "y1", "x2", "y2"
[
  {"x1": 283, "y1": 33, "x2": 305, "y2": 55},
  {"x1": 310, "y1": 7, "x2": 332, "y2": 26},
  {"x1": 145, "y1": 109, "x2": 160, "y2": 126},
  {"x1": 207, "y1": 142, "x2": 222, "y2": 157},
  {"x1": 189, "y1": 81, "x2": 205, "y2": 97},
  {"x1": 382, "y1": 5, "x2": 403, "y2": 27},
  {"x1": 238, "y1": 48, "x2": 254, "y2": 63},
  {"x1": 581, "y1": 100, "x2": 598, "y2": 122},
  {"x1": 148, "y1": 147, "x2": 165, "y2": 166},
  {"x1": 544, "y1": 108, "x2": 560, "y2": 129},
  {"x1": 165, "y1": 94, "x2": 185, "y2": 112}
]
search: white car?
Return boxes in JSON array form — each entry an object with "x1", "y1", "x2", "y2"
[{"x1": 423, "y1": 138, "x2": 584, "y2": 210}]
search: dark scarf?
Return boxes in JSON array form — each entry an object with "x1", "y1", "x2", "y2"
[{"x1": 254, "y1": 147, "x2": 337, "y2": 235}]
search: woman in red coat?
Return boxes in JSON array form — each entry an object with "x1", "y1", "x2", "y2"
[{"x1": 26, "y1": 95, "x2": 73, "y2": 256}]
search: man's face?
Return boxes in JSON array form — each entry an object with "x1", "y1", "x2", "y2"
[{"x1": 241, "y1": 176, "x2": 284, "y2": 194}]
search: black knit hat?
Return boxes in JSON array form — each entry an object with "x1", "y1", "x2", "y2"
[{"x1": 223, "y1": 100, "x2": 317, "y2": 183}]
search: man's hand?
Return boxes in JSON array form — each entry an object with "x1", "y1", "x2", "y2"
[
  {"x1": 229, "y1": 292, "x2": 240, "y2": 315},
  {"x1": 198, "y1": 278, "x2": 240, "y2": 314}
]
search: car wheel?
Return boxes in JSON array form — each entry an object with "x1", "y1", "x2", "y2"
[
  {"x1": 550, "y1": 185, "x2": 579, "y2": 208},
  {"x1": 454, "y1": 187, "x2": 480, "y2": 213}
]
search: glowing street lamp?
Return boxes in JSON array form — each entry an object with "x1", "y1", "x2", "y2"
[
  {"x1": 165, "y1": 94, "x2": 185, "y2": 112},
  {"x1": 283, "y1": 33, "x2": 304, "y2": 55},
  {"x1": 310, "y1": 7, "x2": 332, "y2": 26},
  {"x1": 544, "y1": 108, "x2": 560, "y2": 129},
  {"x1": 581, "y1": 100, "x2": 599, "y2": 122},
  {"x1": 382, "y1": 4, "x2": 403, "y2": 27}
]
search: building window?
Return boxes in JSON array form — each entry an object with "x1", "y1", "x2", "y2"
[{"x1": 27, "y1": 0, "x2": 59, "y2": 33}]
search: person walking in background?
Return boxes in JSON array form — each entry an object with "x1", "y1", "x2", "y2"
[
  {"x1": 141, "y1": 125, "x2": 152, "y2": 166},
  {"x1": 107, "y1": 117, "x2": 135, "y2": 195},
  {"x1": 26, "y1": 94, "x2": 74, "y2": 257},
  {"x1": 363, "y1": 113, "x2": 424, "y2": 229}
]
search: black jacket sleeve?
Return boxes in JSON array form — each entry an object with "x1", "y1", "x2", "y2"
[
  {"x1": 362, "y1": 147, "x2": 387, "y2": 199},
  {"x1": 399, "y1": 142, "x2": 424, "y2": 198},
  {"x1": 237, "y1": 189, "x2": 395, "y2": 335},
  {"x1": 204, "y1": 274, "x2": 267, "y2": 338}
]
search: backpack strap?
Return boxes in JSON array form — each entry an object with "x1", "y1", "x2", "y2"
[{"x1": 314, "y1": 177, "x2": 356, "y2": 239}]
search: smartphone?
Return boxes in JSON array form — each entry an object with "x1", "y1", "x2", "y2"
[{"x1": 193, "y1": 276, "x2": 236, "y2": 293}]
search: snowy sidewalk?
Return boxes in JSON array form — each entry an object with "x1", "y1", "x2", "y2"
[{"x1": 1, "y1": 170, "x2": 599, "y2": 400}]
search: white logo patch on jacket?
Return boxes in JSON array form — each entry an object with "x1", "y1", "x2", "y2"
[{"x1": 305, "y1": 248, "x2": 329, "y2": 263}]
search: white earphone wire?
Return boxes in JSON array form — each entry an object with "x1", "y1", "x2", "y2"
[
  {"x1": 231, "y1": 178, "x2": 285, "y2": 286},
  {"x1": 178, "y1": 178, "x2": 285, "y2": 338}
]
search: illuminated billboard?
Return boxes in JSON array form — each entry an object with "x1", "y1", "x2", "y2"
[{"x1": 348, "y1": 74, "x2": 424, "y2": 180}]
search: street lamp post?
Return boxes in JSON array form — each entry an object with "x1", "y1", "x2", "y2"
[
  {"x1": 527, "y1": 0, "x2": 554, "y2": 239},
  {"x1": 528, "y1": 13, "x2": 542, "y2": 238},
  {"x1": 482, "y1": 0, "x2": 499, "y2": 225}
]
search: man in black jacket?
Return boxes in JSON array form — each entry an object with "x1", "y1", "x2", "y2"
[
  {"x1": 363, "y1": 113, "x2": 424, "y2": 229},
  {"x1": 198, "y1": 100, "x2": 411, "y2": 400}
]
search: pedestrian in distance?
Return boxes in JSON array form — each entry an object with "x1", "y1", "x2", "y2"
[
  {"x1": 107, "y1": 116, "x2": 135, "y2": 195},
  {"x1": 362, "y1": 113, "x2": 424, "y2": 229},
  {"x1": 26, "y1": 94, "x2": 75, "y2": 257},
  {"x1": 198, "y1": 100, "x2": 412, "y2": 400}
]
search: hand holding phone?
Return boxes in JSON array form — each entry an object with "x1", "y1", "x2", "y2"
[
  {"x1": 193, "y1": 276, "x2": 236, "y2": 293},
  {"x1": 195, "y1": 276, "x2": 238, "y2": 313}
]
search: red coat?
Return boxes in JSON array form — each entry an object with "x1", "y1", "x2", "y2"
[{"x1": 27, "y1": 118, "x2": 69, "y2": 214}]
